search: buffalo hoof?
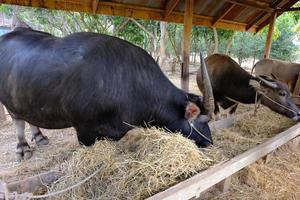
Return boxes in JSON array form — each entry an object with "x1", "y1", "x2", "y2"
[
  {"x1": 32, "y1": 131, "x2": 49, "y2": 146},
  {"x1": 16, "y1": 142, "x2": 33, "y2": 161}
]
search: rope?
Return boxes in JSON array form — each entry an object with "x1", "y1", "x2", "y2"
[
  {"x1": 19, "y1": 168, "x2": 102, "y2": 199},
  {"x1": 259, "y1": 92, "x2": 298, "y2": 114},
  {"x1": 226, "y1": 90, "x2": 298, "y2": 116},
  {"x1": 188, "y1": 121, "x2": 213, "y2": 144}
]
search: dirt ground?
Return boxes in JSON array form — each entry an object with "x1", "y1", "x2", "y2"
[{"x1": 0, "y1": 69, "x2": 299, "y2": 199}]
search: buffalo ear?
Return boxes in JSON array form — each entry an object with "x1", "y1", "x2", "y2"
[{"x1": 185, "y1": 102, "x2": 200, "y2": 121}]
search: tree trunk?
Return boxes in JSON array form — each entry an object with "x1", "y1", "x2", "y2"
[
  {"x1": 204, "y1": 35, "x2": 213, "y2": 56},
  {"x1": 159, "y1": 22, "x2": 167, "y2": 67},
  {"x1": 225, "y1": 32, "x2": 235, "y2": 55},
  {"x1": 213, "y1": 27, "x2": 219, "y2": 54}
]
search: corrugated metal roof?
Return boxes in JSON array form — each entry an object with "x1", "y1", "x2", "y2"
[{"x1": 0, "y1": 0, "x2": 298, "y2": 32}]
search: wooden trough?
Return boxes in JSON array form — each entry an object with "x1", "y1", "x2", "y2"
[{"x1": 0, "y1": 114, "x2": 299, "y2": 200}]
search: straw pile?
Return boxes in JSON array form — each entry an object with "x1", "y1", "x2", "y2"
[
  {"x1": 214, "y1": 106, "x2": 296, "y2": 158},
  {"x1": 49, "y1": 127, "x2": 224, "y2": 200},
  {"x1": 203, "y1": 144, "x2": 300, "y2": 200}
]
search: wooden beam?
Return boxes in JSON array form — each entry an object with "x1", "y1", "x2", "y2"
[
  {"x1": 223, "y1": 0, "x2": 273, "y2": 12},
  {"x1": 164, "y1": 0, "x2": 180, "y2": 19},
  {"x1": 0, "y1": 0, "x2": 257, "y2": 32},
  {"x1": 246, "y1": 12, "x2": 267, "y2": 31},
  {"x1": 7, "y1": 171, "x2": 62, "y2": 194},
  {"x1": 278, "y1": 7, "x2": 300, "y2": 12},
  {"x1": 209, "y1": 111, "x2": 252, "y2": 131},
  {"x1": 256, "y1": 0, "x2": 299, "y2": 32},
  {"x1": 212, "y1": 3, "x2": 235, "y2": 26},
  {"x1": 246, "y1": 0, "x2": 281, "y2": 31},
  {"x1": 263, "y1": 12, "x2": 277, "y2": 59},
  {"x1": 91, "y1": 0, "x2": 99, "y2": 14},
  {"x1": 147, "y1": 122, "x2": 300, "y2": 200},
  {"x1": 181, "y1": 0, "x2": 193, "y2": 91}
]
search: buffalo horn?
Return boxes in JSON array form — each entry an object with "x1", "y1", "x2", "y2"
[
  {"x1": 257, "y1": 75, "x2": 277, "y2": 89},
  {"x1": 196, "y1": 52, "x2": 214, "y2": 117}
]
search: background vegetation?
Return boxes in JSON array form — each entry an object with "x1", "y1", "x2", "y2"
[{"x1": 1, "y1": 3, "x2": 300, "y2": 68}]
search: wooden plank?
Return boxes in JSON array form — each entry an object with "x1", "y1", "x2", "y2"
[
  {"x1": 263, "y1": 12, "x2": 277, "y2": 58},
  {"x1": 223, "y1": 0, "x2": 273, "y2": 12},
  {"x1": 212, "y1": 3, "x2": 235, "y2": 26},
  {"x1": 7, "y1": 171, "x2": 62, "y2": 194},
  {"x1": 0, "y1": 103, "x2": 5, "y2": 121},
  {"x1": 209, "y1": 111, "x2": 252, "y2": 131},
  {"x1": 245, "y1": 0, "x2": 282, "y2": 32},
  {"x1": 147, "y1": 122, "x2": 300, "y2": 200},
  {"x1": 288, "y1": 135, "x2": 300, "y2": 151},
  {"x1": 164, "y1": 0, "x2": 180, "y2": 19},
  {"x1": 0, "y1": 0, "x2": 257, "y2": 32},
  {"x1": 209, "y1": 115, "x2": 235, "y2": 131},
  {"x1": 293, "y1": 72, "x2": 300, "y2": 96},
  {"x1": 0, "y1": 181, "x2": 9, "y2": 200},
  {"x1": 216, "y1": 176, "x2": 231, "y2": 192},
  {"x1": 256, "y1": 0, "x2": 299, "y2": 32},
  {"x1": 246, "y1": 12, "x2": 267, "y2": 31},
  {"x1": 280, "y1": 7, "x2": 300, "y2": 12},
  {"x1": 181, "y1": 0, "x2": 193, "y2": 91}
]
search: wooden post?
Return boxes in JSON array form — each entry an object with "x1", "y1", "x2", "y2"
[
  {"x1": 181, "y1": 0, "x2": 194, "y2": 91},
  {"x1": 0, "y1": 103, "x2": 6, "y2": 121},
  {"x1": 293, "y1": 72, "x2": 300, "y2": 96},
  {"x1": 263, "y1": 12, "x2": 277, "y2": 59},
  {"x1": 216, "y1": 176, "x2": 231, "y2": 192}
]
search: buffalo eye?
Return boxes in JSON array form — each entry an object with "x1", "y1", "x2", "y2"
[{"x1": 279, "y1": 91, "x2": 287, "y2": 97}]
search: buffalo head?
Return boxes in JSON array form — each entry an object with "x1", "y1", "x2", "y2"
[
  {"x1": 168, "y1": 53, "x2": 214, "y2": 147},
  {"x1": 250, "y1": 75, "x2": 300, "y2": 120}
]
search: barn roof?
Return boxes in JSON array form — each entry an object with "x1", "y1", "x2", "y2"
[{"x1": 0, "y1": 0, "x2": 299, "y2": 33}]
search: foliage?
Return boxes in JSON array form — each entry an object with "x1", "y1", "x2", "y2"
[{"x1": 0, "y1": 4, "x2": 299, "y2": 65}]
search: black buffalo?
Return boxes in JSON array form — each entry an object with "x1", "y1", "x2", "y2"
[
  {"x1": 0, "y1": 27, "x2": 214, "y2": 160},
  {"x1": 197, "y1": 54, "x2": 300, "y2": 120}
]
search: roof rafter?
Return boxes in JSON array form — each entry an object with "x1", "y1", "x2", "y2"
[
  {"x1": 256, "y1": 0, "x2": 299, "y2": 32},
  {"x1": 278, "y1": 7, "x2": 300, "y2": 12},
  {"x1": 246, "y1": 0, "x2": 282, "y2": 31},
  {"x1": 212, "y1": 3, "x2": 235, "y2": 26},
  {"x1": 223, "y1": 0, "x2": 274, "y2": 12},
  {"x1": 164, "y1": 0, "x2": 180, "y2": 19}
]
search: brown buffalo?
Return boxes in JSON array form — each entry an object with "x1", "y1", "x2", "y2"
[
  {"x1": 252, "y1": 59, "x2": 300, "y2": 93},
  {"x1": 197, "y1": 54, "x2": 300, "y2": 120}
]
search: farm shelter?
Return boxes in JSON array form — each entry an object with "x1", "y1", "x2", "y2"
[
  {"x1": 0, "y1": 1, "x2": 299, "y2": 200},
  {"x1": 0, "y1": 0, "x2": 299, "y2": 91}
]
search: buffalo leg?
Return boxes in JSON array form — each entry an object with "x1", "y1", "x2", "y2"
[
  {"x1": 14, "y1": 119, "x2": 32, "y2": 161},
  {"x1": 29, "y1": 124, "x2": 49, "y2": 146},
  {"x1": 75, "y1": 125, "x2": 101, "y2": 146},
  {"x1": 219, "y1": 98, "x2": 238, "y2": 117},
  {"x1": 75, "y1": 123, "x2": 129, "y2": 146},
  {"x1": 214, "y1": 101, "x2": 221, "y2": 120},
  {"x1": 227, "y1": 103, "x2": 238, "y2": 117}
]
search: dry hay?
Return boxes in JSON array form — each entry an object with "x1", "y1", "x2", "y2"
[
  {"x1": 203, "y1": 143, "x2": 300, "y2": 200},
  {"x1": 49, "y1": 127, "x2": 225, "y2": 200},
  {"x1": 214, "y1": 106, "x2": 296, "y2": 158}
]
